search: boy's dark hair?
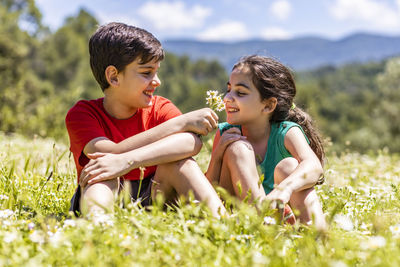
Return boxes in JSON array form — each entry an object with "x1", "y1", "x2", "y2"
[
  {"x1": 233, "y1": 55, "x2": 325, "y2": 164},
  {"x1": 89, "y1": 22, "x2": 164, "y2": 91}
]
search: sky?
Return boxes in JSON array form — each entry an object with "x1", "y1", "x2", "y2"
[{"x1": 35, "y1": 0, "x2": 400, "y2": 42}]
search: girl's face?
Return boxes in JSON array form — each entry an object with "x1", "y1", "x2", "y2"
[{"x1": 224, "y1": 66, "x2": 268, "y2": 125}]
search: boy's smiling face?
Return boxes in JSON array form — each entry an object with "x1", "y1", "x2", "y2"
[{"x1": 105, "y1": 57, "x2": 161, "y2": 118}]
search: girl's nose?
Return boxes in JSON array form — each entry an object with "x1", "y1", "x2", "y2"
[{"x1": 223, "y1": 91, "x2": 233, "y2": 103}]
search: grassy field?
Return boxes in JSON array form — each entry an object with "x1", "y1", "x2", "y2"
[{"x1": 1, "y1": 132, "x2": 400, "y2": 266}]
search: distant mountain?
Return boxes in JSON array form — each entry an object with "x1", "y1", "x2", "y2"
[{"x1": 163, "y1": 33, "x2": 400, "y2": 71}]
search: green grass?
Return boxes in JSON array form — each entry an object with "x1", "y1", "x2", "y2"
[{"x1": 1, "y1": 132, "x2": 400, "y2": 266}]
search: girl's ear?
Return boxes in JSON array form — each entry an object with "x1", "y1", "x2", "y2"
[
  {"x1": 262, "y1": 97, "x2": 278, "y2": 113},
  {"x1": 105, "y1": 65, "x2": 119, "y2": 87}
]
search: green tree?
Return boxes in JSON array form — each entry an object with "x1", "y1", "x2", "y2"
[{"x1": 374, "y1": 57, "x2": 400, "y2": 152}]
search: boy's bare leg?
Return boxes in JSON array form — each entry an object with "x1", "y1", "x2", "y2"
[
  {"x1": 80, "y1": 179, "x2": 119, "y2": 215},
  {"x1": 274, "y1": 158, "x2": 326, "y2": 230},
  {"x1": 152, "y1": 158, "x2": 226, "y2": 217},
  {"x1": 219, "y1": 140, "x2": 266, "y2": 201}
]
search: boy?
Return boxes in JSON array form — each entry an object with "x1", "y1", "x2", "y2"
[{"x1": 66, "y1": 22, "x2": 225, "y2": 217}]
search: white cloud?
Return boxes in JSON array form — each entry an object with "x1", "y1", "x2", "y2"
[
  {"x1": 137, "y1": 1, "x2": 212, "y2": 31},
  {"x1": 260, "y1": 27, "x2": 291, "y2": 40},
  {"x1": 269, "y1": 0, "x2": 292, "y2": 21},
  {"x1": 197, "y1": 21, "x2": 249, "y2": 41},
  {"x1": 96, "y1": 12, "x2": 140, "y2": 28},
  {"x1": 330, "y1": 0, "x2": 400, "y2": 29}
]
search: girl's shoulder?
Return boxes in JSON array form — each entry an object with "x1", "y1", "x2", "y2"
[
  {"x1": 272, "y1": 121, "x2": 309, "y2": 143},
  {"x1": 218, "y1": 122, "x2": 242, "y2": 135}
]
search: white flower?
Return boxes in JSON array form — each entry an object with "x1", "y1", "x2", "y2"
[
  {"x1": 48, "y1": 230, "x2": 63, "y2": 247},
  {"x1": 0, "y1": 209, "x2": 14, "y2": 219},
  {"x1": 0, "y1": 194, "x2": 9, "y2": 200},
  {"x1": 330, "y1": 260, "x2": 348, "y2": 267},
  {"x1": 29, "y1": 230, "x2": 45, "y2": 244},
  {"x1": 4, "y1": 231, "x2": 18, "y2": 243},
  {"x1": 28, "y1": 222, "x2": 35, "y2": 230},
  {"x1": 91, "y1": 213, "x2": 114, "y2": 227},
  {"x1": 252, "y1": 251, "x2": 269, "y2": 264},
  {"x1": 63, "y1": 219, "x2": 77, "y2": 228},
  {"x1": 390, "y1": 224, "x2": 400, "y2": 237},
  {"x1": 206, "y1": 90, "x2": 225, "y2": 112},
  {"x1": 361, "y1": 235, "x2": 386, "y2": 250},
  {"x1": 334, "y1": 214, "x2": 354, "y2": 231},
  {"x1": 263, "y1": 216, "x2": 276, "y2": 225}
]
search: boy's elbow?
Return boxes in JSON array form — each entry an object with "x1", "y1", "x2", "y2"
[
  {"x1": 192, "y1": 133, "x2": 203, "y2": 154},
  {"x1": 183, "y1": 132, "x2": 203, "y2": 155}
]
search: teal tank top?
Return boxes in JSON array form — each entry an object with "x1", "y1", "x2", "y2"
[{"x1": 218, "y1": 121, "x2": 309, "y2": 194}]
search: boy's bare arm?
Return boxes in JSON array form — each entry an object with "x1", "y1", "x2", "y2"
[
  {"x1": 83, "y1": 108, "x2": 218, "y2": 155},
  {"x1": 79, "y1": 132, "x2": 202, "y2": 187}
]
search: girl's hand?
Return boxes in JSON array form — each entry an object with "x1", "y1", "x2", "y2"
[
  {"x1": 265, "y1": 186, "x2": 293, "y2": 209},
  {"x1": 79, "y1": 152, "x2": 133, "y2": 188},
  {"x1": 213, "y1": 127, "x2": 245, "y2": 158}
]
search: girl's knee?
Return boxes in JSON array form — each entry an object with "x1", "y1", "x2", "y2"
[
  {"x1": 274, "y1": 157, "x2": 299, "y2": 184},
  {"x1": 224, "y1": 140, "x2": 254, "y2": 162}
]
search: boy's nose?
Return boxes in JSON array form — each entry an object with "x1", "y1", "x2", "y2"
[{"x1": 151, "y1": 74, "x2": 161, "y2": 87}]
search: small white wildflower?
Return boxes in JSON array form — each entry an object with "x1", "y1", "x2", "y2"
[
  {"x1": 29, "y1": 230, "x2": 45, "y2": 244},
  {"x1": 186, "y1": 220, "x2": 196, "y2": 225},
  {"x1": 49, "y1": 230, "x2": 63, "y2": 247},
  {"x1": 330, "y1": 260, "x2": 348, "y2": 267},
  {"x1": 0, "y1": 194, "x2": 9, "y2": 200},
  {"x1": 252, "y1": 251, "x2": 269, "y2": 264},
  {"x1": 361, "y1": 235, "x2": 386, "y2": 250},
  {"x1": 390, "y1": 224, "x2": 400, "y2": 237},
  {"x1": 334, "y1": 214, "x2": 354, "y2": 231},
  {"x1": 206, "y1": 90, "x2": 225, "y2": 112},
  {"x1": 28, "y1": 222, "x2": 35, "y2": 230},
  {"x1": 92, "y1": 213, "x2": 114, "y2": 227},
  {"x1": 263, "y1": 216, "x2": 276, "y2": 225},
  {"x1": 0, "y1": 209, "x2": 14, "y2": 219},
  {"x1": 4, "y1": 231, "x2": 18, "y2": 243},
  {"x1": 63, "y1": 219, "x2": 77, "y2": 228}
]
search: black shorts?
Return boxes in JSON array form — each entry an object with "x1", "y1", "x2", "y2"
[{"x1": 69, "y1": 176, "x2": 153, "y2": 216}]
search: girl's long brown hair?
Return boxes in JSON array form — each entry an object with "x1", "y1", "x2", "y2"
[{"x1": 233, "y1": 55, "x2": 325, "y2": 164}]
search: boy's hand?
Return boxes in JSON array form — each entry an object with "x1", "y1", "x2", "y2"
[
  {"x1": 180, "y1": 108, "x2": 218, "y2": 136},
  {"x1": 79, "y1": 152, "x2": 132, "y2": 188}
]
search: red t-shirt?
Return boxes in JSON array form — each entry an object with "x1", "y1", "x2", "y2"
[{"x1": 65, "y1": 95, "x2": 182, "y2": 182}]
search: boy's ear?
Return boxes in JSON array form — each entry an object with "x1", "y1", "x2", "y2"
[
  {"x1": 105, "y1": 65, "x2": 119, "y2": 87},
  {"x1": 262, "y1": 97, "x2": 278, "y2": 113}
]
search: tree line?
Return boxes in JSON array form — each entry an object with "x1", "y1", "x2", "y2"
[{"x1": 0, "y1": 0, "x2": 399, "y2": 153}]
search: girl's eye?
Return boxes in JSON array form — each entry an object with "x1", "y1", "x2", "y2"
[{"x1": 237, "y1": 91, "x2": 246, "y2": 96}]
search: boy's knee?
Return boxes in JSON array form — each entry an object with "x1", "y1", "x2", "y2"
[
  {"x1": 274, "y1": 157, "x2": 299, "y2": 184},
  {"x1": 81, "y1": 179, "x2": 119, "y2": 214},
  {"x1": 159, "y1": 157, "x2": 195, "y2": 170}
]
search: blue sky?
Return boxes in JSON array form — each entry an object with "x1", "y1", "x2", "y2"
[{"x1": 36, "y1": 0, "x2": 400, "y2": 41}]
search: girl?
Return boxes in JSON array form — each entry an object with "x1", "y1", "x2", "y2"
[{"x1": 206, "y1": 55, "x2": 326, "y2": 229}]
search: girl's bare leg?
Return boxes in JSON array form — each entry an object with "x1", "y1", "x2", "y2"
[
  {"x1": 219, "y1": 140, "x2": 265, "y2": 202},
  {"x1": 274, "y1": 157, "x2": 326, "y2": 230},
  {"x1": 152, "y1": 158, "x2": 226, "y2": 217}
]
